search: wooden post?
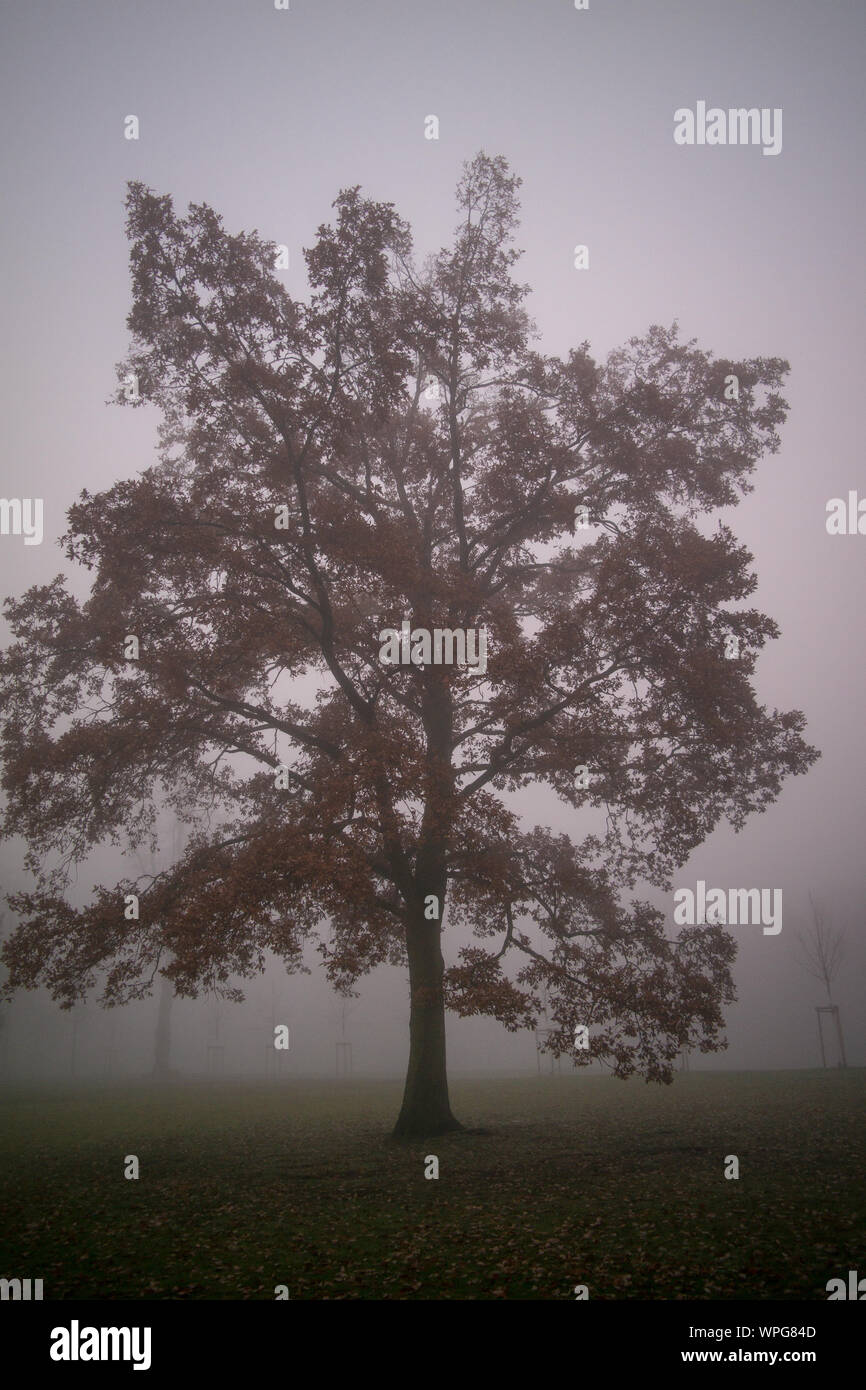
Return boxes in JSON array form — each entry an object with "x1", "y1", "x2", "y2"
[
  {"x1": 336, "y1": 1041, "x2": 352, "y2": 1076},
  {"x1": 835, "y1": 1006, "x2": 848, "y2": 1068},
  {"x1": 816, "y1": 1004, "x2": 846, "y2": 1068}
]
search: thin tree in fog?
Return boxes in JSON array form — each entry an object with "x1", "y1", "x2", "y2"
[
  {"x1": 0, "y1": 910, "x2": 7, "y2": 1072},
  {"x1": 0, "y1": 154, "x2": 818, "y2": 1136},
  {"x1": 797, "y1": 896, "x2": 847, "y2": 1067},
  {"x1": 334, "y1": 995, "x2": 357, "y2": 1077},
  {"x1": 797, "y1": 896, "x2": 845, "y2": 1004},
  {"x1": 133, "y1": 815, "x2": 188, "y2": 1081}
]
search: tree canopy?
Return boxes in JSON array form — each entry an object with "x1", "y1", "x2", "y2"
[{"x1": 0, "y1": 152, "x2": 818, "y2": 1134}]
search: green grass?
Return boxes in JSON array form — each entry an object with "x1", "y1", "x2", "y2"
[{"x1": 0, "y1": 1070, "x2": 863, "y2": 1300}]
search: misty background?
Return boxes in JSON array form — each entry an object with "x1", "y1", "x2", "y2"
[{"x1": 1, "y1": 0, "x2": 863, "y2": 1083}]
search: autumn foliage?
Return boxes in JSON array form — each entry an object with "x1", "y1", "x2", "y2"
[{"x1": 0, "y1": 154, "x2": 817, "y2": 1134}]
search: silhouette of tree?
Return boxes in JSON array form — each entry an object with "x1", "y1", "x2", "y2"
[
  {"x1": 797, "y1": 895, "x2": 845, "y2": 1005},
  {"x1": 132, "y1": 814, "x2": 188, "y2": 1080},
  {"x1": 0, "y1": 153, "x2": 818, "y2": 1135},
  {"x1": 797, "y1": 895, "x2": 847, "y2": 1068}
]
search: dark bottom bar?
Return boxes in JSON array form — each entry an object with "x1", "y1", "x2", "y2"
[{"x1": 4, "y1": 1298, "x2": 857, "y2": 1376}]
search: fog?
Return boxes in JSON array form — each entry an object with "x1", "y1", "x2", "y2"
[{"x1": 1, "y1": 0, "x2": 864, "y2": 1087}]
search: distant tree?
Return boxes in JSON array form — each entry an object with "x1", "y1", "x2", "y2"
[
  {"x1": 797, "y1": 896, "x2": 845, "y2": 1006},
  {"x1": 797, "y1": 895, "x2": 847, "y2": 1068},
  {"x1": 0, "y1": 911, "x2": 7, "y2": 1069},
  {"x1": 133, "y1": 815, "x2": 187, "y2": 1080},
  {"x1": 0, "y1": 153, "x2": 818, "y2": 1135}
]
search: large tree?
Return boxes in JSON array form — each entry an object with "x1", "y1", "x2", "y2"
[{"x1": 0, "y1": 154, "x2": 817, "y2": 1135}]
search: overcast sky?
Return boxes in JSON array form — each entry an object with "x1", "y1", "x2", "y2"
[{"x1": 1, "y1": 0, "x2": 864, "y2": 1077}]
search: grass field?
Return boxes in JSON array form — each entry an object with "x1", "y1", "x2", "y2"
[{"x1": 0, "y1": 1070, "x2": 863, "y2": 1300}]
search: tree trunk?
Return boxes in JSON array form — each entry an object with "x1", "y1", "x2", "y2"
[
  {"x1": 152, "y1": 974, "x2": 173, "y2": 1080},
  {"x1": 393, "y1": 911, "x2": 462, "y2": 1138}
]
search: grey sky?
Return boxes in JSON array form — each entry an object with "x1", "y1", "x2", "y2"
[{"x1": 1, "y1": 0, "x2": 864, "y2": 1076}]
